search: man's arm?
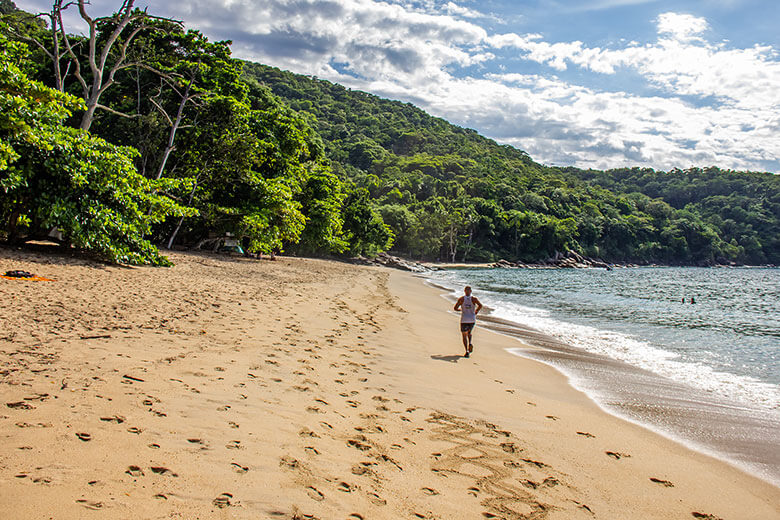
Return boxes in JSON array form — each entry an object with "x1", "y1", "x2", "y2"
[
  {"x1": 473, "y1": 297, "x2": 483, "y2": 315},
  {"x1": 454, "y1": 296, "x2": 464, "y2": 311}
]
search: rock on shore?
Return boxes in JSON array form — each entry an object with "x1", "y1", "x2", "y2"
[
  {"x1": 491, "y1": 250, "x2": 613, "y2": 269},
  {"x1": 351, "y1": 252, "x2": 431, "y2": 272}
]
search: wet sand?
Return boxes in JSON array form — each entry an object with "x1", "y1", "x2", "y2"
[
  {"x1": 1, "y1": 248, "x2": 778, "y2": 519},
  {"x1": 474, "y1": 314, "x2": 780, "y2": 488}
]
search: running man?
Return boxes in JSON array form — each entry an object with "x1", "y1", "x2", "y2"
[{"x1": 454, "y1": 286, "x2": 482, "y2": 357}]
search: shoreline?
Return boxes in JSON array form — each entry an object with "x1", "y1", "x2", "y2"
[
  {"x1": 1, "y1": 249, "x2": 778, "y2": 518},
  {"x1": 422, "y1": 273, "x2": 780, "y2": 489}
]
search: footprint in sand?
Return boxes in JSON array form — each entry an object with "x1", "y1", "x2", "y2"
[
  {"x1": 337, "y1": 481, "x2": 355, "y2": 493},
  {"x1": 148, "y1": 443, "x2": 160, "y2": 449},
  {"x1": 231, "y1": 463, "x2": 249, "y2": 473},
  {"x1": 467, "y1": 487, "x2": 480, "y2": 497},
  {"x1": 127, "y1": 427, "x2": 143, "y2": 434},
  {"x1": 692, "y1": 513, "x2": 724, "y2": 520},
  {"x1": 367, "y1": 491, "x2": 386, "y2": 505},
  {"x1": 75, "y1": 432, "x2": 92, "y2": 441},
  {"x1": 75, "y1": 499, "x2": 103, "y2": 510},
  {"x1": 150, "y1": 467, "x2": 178, "y2": 477},
  {"x1": 348, "y1": 514, "x2": 364, "y2": 520},
  {"x1": 577, "y1": 431, "x2": 595, "y2": 438},
  {"x1": 545, "y1": 415, "x2": 559, "y2": 421},
  {"x1": 351, "y1": 462, "x2": 377, "y2": 476},
  {"x1": 421, "y1": 487, "x2": 439, "y2": 496},
  {"x1": 126, "y1": 465, "x2": 144, "y2": 477},
  {"x1": 7, "y1": 401, "x2": 35, "y2": 410},
  {"x1": 100, "y1": 415, "x2": 125, "y2": 424},
  {"x1": 347, "y1": 438, "x2": 372, "y2": 451},
  {"x1": 606, "y1": 451, "x2": 631, "y2": 460},
  {"x1": 306, "y1": 486, "x2": 325, "y2": 501},
  {"x1": 521, "y1": 458, "x2": 548, "y2": 468},
  {"x1": 650, "y1": 477, "x2": 674, "y2": 487},
  {"x1": 279, "y1": 456, "x2": 299, "y2": 469},
  {"x1": 15, "y1": 422, "x2": 52, "y2": 428},
  {"x1": 228, "y1": 421, "x2": 239, "y2": 429},
  {"x1": 212, "y1": 492, "x2": 233, "y2": 508},
  {"x1": 304, "y1": 446, "x2": 320, "y2": 455},
  {"x1": 226, "y1": 440, "x2": 242, "y2": 450}
]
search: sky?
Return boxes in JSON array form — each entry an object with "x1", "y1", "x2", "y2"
[{"x1": 17, "y1": 0, "x2": 780, "y2": 172}]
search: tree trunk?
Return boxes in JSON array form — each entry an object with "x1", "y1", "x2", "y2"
[
  {"x1": 80, "y1": 92, "x2": 100, "y2": 131},
  {"x1": 7, "y1": 208, "x2": 22, "y2": 244},
  {"x1": 165, "y1": 175, "x2": 200, "y2": 249}
]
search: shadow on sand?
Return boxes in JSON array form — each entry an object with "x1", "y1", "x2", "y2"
[{"x1": 430, "y1": 354, "x2": 464, "y2": 363}]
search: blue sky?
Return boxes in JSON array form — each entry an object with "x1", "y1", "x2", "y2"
[{"x1": 17, "y1": 0, "x2": 780, "y2": 172}]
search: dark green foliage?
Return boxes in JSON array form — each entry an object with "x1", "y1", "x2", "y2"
[
  {"x1": 341, "y1": 187, "x2": 393, "y2": 257},
  {"x1": 0, "y1": 0, "x2": 16, "y2": 15},
  {"x1": 0, "y1": 35, "x2": 191, "y2": 265},
  {"x1": 571, "y1": 167, "x2": 780, "y2": 264}
]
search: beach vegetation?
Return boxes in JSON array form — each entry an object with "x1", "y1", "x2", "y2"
[
  {"x1": 2, "y1": 2, "x2": 777, "y2": 266},
  {"x1": 0, "y1": 33, "x2": 191, "y2": 265}
]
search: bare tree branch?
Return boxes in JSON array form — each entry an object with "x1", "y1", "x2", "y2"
[
  {"x1": 95, "y1": 103, "x2": 141, "y2": 119},
  {"x1": 148, "y1": 97, "x2": 173, "y2": 126},
  {"x1": 46, "y1": 0, "x2": 183, "y2": 130}
]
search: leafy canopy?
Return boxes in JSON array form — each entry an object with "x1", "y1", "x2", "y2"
[{"x1": 0, "y1": 33, "x2": 192, "y2": 265}]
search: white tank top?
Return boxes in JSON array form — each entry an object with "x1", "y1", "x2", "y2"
[{"x1": 461, "y1": 295, "x2": 476, "y2": 323}]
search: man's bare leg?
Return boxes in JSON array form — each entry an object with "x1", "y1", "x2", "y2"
[{"x1": 461, "y1": 330, "x2": 470, "y2": 356}]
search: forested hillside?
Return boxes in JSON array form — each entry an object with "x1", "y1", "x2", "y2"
[
  {"x1": 1, "y1": 1, "x2": 777, "y2": 266},
  {"x1": 243, "y1": 63, "x2": 779, "y2": 265}
]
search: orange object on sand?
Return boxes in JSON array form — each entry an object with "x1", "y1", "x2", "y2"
[{"x1": 0, "y1": 275, "x2": 55, "y2": 281}]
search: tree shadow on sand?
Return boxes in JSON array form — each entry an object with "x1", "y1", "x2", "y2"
[{"x1": 430, "y1": 354, "x2": 463, "y2": 363}]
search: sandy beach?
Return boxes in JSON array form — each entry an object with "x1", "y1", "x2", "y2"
[{"x1": 1, "y1": 248, "x2": 778, "y2": 519}]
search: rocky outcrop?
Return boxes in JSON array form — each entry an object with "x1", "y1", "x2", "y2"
[
  {"x1": 490, "y1": 250, "x2": 614, "y2": 269},
  {"x1": 350, "y1": 252, "x2": 431, "y2": 272}
]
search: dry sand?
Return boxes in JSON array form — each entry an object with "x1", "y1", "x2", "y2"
[{"x1": 1, "y1": 248, "x2": 778, "y2": 519}]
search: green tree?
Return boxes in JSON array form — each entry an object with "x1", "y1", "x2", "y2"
[
  {"x1": 0, "y1": 35, "x2": 191, "y2": 264},
  {"x1": 342, "y1": 187, "x2": 394, "y2": 256}
]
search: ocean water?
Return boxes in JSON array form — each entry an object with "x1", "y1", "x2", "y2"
[{"x1": 428, "y1": 266, "x2": 780, "y2": 482}]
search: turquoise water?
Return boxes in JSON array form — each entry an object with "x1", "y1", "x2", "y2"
[{"x1": 430, "y1": 267, "x2": 780, "y2": 411}]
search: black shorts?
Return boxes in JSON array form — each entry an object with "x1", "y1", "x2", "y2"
[{"x1": 460, "y1": 322, "x2": 475, "y2": 332}]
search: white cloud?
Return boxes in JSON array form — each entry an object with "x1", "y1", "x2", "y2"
[{"x1": 656, "y1": 12, "x2": 709, "y2": 40}]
